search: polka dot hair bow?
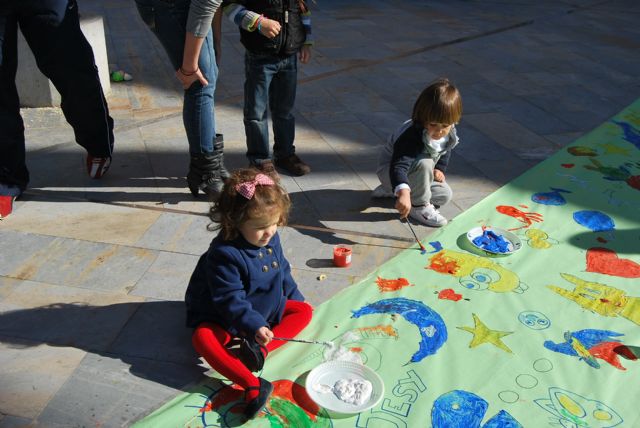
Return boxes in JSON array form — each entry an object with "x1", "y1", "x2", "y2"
[{"x1": 235, "y1": 173, "x2": 275, "y2": 199}]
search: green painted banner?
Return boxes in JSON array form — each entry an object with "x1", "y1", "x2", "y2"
[{"x1": 134, "y1": 100, "x2": 640, "y2": 427}]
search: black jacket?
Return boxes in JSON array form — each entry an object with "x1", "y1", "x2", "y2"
[{"x1": 237, "y1": 0, "x2": 306, "y2": 56}]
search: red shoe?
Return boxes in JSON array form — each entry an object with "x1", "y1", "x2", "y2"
[
  {"x1": 0, "y1": 196, "x2": 16, "y2": 219},
  {"x1": 0, "y1": 184, "x2": 21, "y2": 219},
  {"x1": 86, "y1": 155, "x2": 112, "y2": 179}
]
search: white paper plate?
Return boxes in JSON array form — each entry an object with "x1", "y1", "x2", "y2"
[
  {"x1": 467, "y1": 226, "x2": 522, "y2": 255},
  {"x1": 305, "y1": 361, "x2": 384, "y2": 413}
]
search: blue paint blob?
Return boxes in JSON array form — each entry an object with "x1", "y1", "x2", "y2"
[
  {"x1": 472, "y1": 230, "x2": 510, "y2": 253},
  {"x1": 612, "y1": 120, "x2": 640, "y2": 149},
  {"x1": 429, "y1": 241, "x2": 444, "y2": 253},
  {"x1": 531, "y1": 187, "x2": 571, "y2": 206},
  {"x1": 351, "y1": 297, "x2": 447, "y2": 363},
  {"x1": 573, "y1": 210, "x2": 615, "y2": 232},
  {"x1": 431, "y1": 390, "x2": 487, "y2": 428},
  {"x1": 483, "y1": 410, "x2": 523, "y2": 428}
]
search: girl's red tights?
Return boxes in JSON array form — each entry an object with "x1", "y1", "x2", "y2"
[{"x1": 192, "y1": 300, "x2": 312, "y2": 401}]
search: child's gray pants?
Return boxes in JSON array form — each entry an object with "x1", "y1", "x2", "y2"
[{"x1": 377, "y1": 155, "x2": 452, "y2": 207}]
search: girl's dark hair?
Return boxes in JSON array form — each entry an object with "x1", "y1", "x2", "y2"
[
  {"x1": 208, "y1": 168, "x2": 291, "y2": 240},
  {"x1": 412, "y1": 78, "x2": 463, "y2": 125}
]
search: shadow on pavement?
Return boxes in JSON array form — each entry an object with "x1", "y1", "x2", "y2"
[{"x1": 0, "y1": 300, "x2": 207, "y2": 390}]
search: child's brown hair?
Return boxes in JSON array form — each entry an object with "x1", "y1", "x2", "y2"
[
  {"x1": 412, "y1": 78, "x2": 463, "y2": 126},
  {"x1": 209, "y1": 168, "x2": 291, "y2": 240}
]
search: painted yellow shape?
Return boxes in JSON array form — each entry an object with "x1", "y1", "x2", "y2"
[
  {"x1": 558, "y1": 392, "x2": 585, "y2": 417},
  {"x1": 599, "y1": 142, "x2": 631, "y2": 155},
  {"x1": 593, "y1": 410, "x2": 613, "y2": 421},
  {"x1": 429, "y1": 250, "x2": 524, "y2": 293},
  {"x1": 457, "y1": 313, "x2": 513, "y2": 353},
  {"x1": 548, "y1": 273, "x2": 640, "y2": 325},
  {"x1": 525, "y1": 229, "x2": 554, "y2": 249},
  {"x1": 570, "y1": 337, "x2": 592, "y2": 361},
  {"x1": 356, "y1": 324, "x2": 399, "y2": 339}
]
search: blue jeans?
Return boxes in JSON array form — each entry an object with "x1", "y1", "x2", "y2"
[
  {"x1": 135, "y1": 0, "x2": 218, "y2": 154},
  {"x1": 243, "y1": 52, "x2": 297, "y2": 164},
  {"x1": 0, "y1": 0, "x2": 114, "y2": 189}
]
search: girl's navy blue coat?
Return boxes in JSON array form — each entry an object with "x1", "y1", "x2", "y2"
[{"x1": 185, "y1": 231, "x2": 304, "y2": 337}]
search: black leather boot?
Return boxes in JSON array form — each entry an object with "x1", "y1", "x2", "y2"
[
  {"x1": 186, "y1": 153, "x2": 224, "y2": 200},
  {"x1": 213, "y1": 133, "x2": 230, "y2": 181}
]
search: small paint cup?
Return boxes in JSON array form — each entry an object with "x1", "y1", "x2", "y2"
[{"x1": 333, "y1": 245, "x2": 352, "y2": 267}]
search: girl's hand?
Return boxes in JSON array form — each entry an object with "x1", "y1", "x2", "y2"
[
  {"x1": 434, "y1": 169, "x2": 446, "y2": 182},
  {"x1": 255, "y1": 326, "x2": 274, "y2": 346},
  {"x1": 299, "y1": 45, "x2": 311, "y2": 64},
  {"x1": 395, "y1": 189, "x2": 411, "y2": 218},
  {"x1": 176, "y1": 67, "x2": 208, "y2": 89},
  {"x1": 259, "y1": 18, "x2": 281, "y2": 39}
]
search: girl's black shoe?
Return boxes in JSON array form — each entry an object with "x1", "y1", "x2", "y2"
[
  {"x1": 244, "y1": 377, "x2": 273, "y2": 419},
  {"x1": 238, "y1": 337, "x2": 268, "y2": 372}
]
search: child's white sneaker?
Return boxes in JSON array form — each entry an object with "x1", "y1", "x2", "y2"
[
  {"x1": 371, "y1": 185, "x2": 394, "y2": 198},
  {"x1": 409, "y1": 204, "x2": 448, "y2": 227}
]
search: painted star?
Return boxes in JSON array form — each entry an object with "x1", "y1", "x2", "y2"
[
  {"x1": 599, "y1": 143, "x2": 631, "y2": 156},
  {"x1": 457, "y1": 313, "x2": 514, "y2": 353}
]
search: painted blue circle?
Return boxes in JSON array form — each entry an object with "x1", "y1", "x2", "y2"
[{"x1": 518, "y1": 311, "x2": 551, "y2": 330}]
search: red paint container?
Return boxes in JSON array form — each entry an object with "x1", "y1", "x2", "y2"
[{"x1": 333, "y1": 245, "x2": 352, "y2": 267}]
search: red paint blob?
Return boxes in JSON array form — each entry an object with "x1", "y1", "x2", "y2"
[
  {"x1": 586, "y1": 247, "x2": 640, "y2": 278},
  {"x1": 375, "y1": 276, "x2": 412, "y2": 292},
  {"x1": 597, "y1": 237, "x2": 608, "y2": 243},
  {"x1": 429, "y1": 252, "x2": 460, "y2": 275},
  {"x1": 627, "y1": 175, "x2": 640, "y2": 190},
  {"x1": 561, "y1": 163, "x2": 575, "y2": 168},
  {"x1": 438, "y1": 288, "x2": 463, "y2": 301}
]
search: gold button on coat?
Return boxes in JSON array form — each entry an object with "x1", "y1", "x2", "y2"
[
  {"x1": 266, "y1": 248, "x2": 273, "y2": 255},
  {"x1": 262, "y1": 265, "x2": 269, "y2": 272},
  {"x1": 272, "y1": 261, "x2": 279, "y2": 268}
]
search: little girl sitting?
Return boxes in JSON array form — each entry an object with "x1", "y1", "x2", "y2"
[{"x1": 185, "y1": 168, "x2": 313, "y2": 419}]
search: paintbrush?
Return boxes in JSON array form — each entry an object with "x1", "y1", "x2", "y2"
[
  {"x1": 273, "y1": 337, "x2": 333, "y2": 346},
  {"x1": 402, "y1": 218, "x2": 426, "y2": 252}
]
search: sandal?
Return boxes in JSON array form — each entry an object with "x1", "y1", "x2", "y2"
[
  {"x1": 244, "y1": 377, "x2": 273, "y2": 419},
  {"x1": 239, "y1": 337, "x2": 268, "y2": 372}
]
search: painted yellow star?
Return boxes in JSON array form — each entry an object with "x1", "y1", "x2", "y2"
[
  {"x1": 599, "y1": 143, "x2": 630, "y2": 155},
  {"x1": 457, "y1": 313, "x2": 513, "y2": 353}
]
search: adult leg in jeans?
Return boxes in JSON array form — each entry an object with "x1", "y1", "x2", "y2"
[
  {"x1": 270, "y1": 54, "x2": 297, "y2": 161},
  {"x1": 135, "y1": 0, "x2": 223, "y2": 198},
  {"x1": 244, "y1": 52, "x2": 276, "y2": 165}
]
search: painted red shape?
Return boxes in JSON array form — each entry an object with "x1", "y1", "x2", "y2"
[
  {"x1": 428, "y1": 252, "x2": 460, "y2": 275},
  {"x1": 496, "y1": 205, "x2": 543, "y2": 230},
  {"x1": 561, "y1": 163, "x2": 575, "y2": 168},
  {"x1": 586, "y1": 247, "x2": 640, "y2": 278},
  {"x1": 597, "y1": 237, "x2": 608, "y2": 243},
  {"x1": 627, "y1": 175, "x2": 640, "y2": 190},
  {"x1": 589, "y1": 341, "x2": 627, "y2": 370},
  {"x1": 375, "y1": 276, "x2": 412, "y2": 292},
  {"x1": 438, "y1": 288, "x2": 463, "y2": 301}
]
